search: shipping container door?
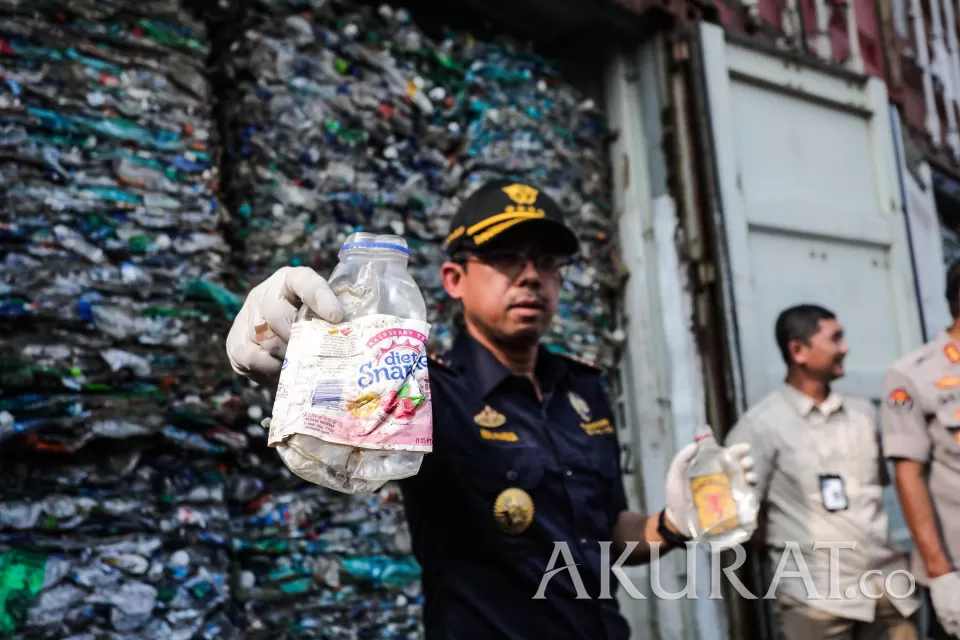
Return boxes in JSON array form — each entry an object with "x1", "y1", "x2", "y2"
[{"x1": 697, "y1": 23, "x2": 924, "y2": 410}]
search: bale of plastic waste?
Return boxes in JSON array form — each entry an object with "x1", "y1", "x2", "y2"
[
  {"x1": 0, "y1": 537, "x2": 235, "y2": 639},
  {"x1": 0, "y1": 0, "x2": 618, "y2": 637},
  {"x1": 220, "y1": 0, "x2": 620, "y2": 365},
  {"x1": 217, "y1": 1, "x2": 617, "y2": 635},
  {"x1": 0, "y1": 1, "x2": 241, "y2": 636}
]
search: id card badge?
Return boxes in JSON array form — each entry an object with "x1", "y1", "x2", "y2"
[{"x1": 819, "y1": 474, "x2": 848, "y2": 512}]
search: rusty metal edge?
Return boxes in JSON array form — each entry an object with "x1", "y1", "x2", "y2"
[{"x1": 661, "y1": 21, "x2": 767, "y2": 640}]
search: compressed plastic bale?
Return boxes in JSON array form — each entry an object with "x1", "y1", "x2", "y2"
[
  {"x1": 0, "y1": 1, "x2": 244, "y2": 636},
  {"x1": 220, "y1": 0, "x2": 619, "y2": 365},
  {"x1": 0, "y1": 535, "x2": 236, "y2": 639},
  {"x1": 226, "y1": 419, "x2": 423, "y2": 635},
  {"x1": 0, "y1": 1, "x2": 620, "y2": 638},
  {"x1": 216, "y1": 2, "x2": 618, "y2": 636}
]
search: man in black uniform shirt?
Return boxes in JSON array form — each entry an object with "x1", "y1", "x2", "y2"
[{"x1": 226, "y1": 180, "x2": 756, "y2": 639}]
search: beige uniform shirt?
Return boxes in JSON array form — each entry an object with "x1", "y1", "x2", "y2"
[
  {"x1": 726, "y1": 385, "x2": 919, "y2": 621},
  {"x1": 882, "y1": 330, "x2": 960, "y2": 586}
]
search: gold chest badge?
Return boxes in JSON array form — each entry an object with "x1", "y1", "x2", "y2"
[
  {"x1": 474, "y1": 406, "x2": 506, "y2": 428},
  {"x1": 493, "y1": 488, "x2": 535, "y2": 534}
]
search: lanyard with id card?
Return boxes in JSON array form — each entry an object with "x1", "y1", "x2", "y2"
[{"x1": 807, "y1": 405, "x2": 850, "y2": 513}]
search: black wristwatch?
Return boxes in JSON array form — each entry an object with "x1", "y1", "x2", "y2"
[{"x1": 657, "y1": 509, "x2": 692, "y2": 548}]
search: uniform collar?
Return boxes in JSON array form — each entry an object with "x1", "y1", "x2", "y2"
[
  {"x1": 447, "y1": 331, "x2": 568, "y2": 398},
  {"x1": 780, "y1": 383, "x2": 844, "y2": 418}
]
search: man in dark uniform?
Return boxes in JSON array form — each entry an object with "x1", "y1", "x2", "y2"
[{"x1": 226, "y1": 180, "x2": 757, "y2": 639}]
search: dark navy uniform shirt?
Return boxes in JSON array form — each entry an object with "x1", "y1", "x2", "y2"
[{"x1": 399, "y1": 332, "x2": 631, "y2": 640}]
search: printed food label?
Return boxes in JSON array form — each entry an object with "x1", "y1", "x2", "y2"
[
  {"x1": 269, "y1": 314, "x2": 433, "y2": 452},
  {"x1": 690, "y1": 473, "x2": 740, "y2": 534}
]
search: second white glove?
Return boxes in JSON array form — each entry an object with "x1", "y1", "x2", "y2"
[
  {"x1": 930, "y1": 572, "x2": 960, "y2": 638},
  {"x1": 664, "y1": 441, "x2": 757, "y2": 538}
]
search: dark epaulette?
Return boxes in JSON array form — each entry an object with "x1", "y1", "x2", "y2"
[
  {"x1": 556, "y1": 352, "x2": 604, "y2": 375},
  {"x1": 427, "y1": 352, "x2": 456, "y2": 374}
]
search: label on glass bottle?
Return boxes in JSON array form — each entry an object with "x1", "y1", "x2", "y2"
[{"x1": 690, "y1": 473, "x2": 740, "y2": 534}]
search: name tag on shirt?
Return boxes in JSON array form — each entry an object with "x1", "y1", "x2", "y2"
[{"x1": 819, "y1": 475, "x2": 848, "y2": 512}]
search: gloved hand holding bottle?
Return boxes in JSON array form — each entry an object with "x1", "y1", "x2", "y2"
[
  {"x1": 226, "y1": 266, "x2": 344, "y2": 387},
  {"x1": 664, "y1": 428, "x2": 759, "y2": 548},
  {"x1": 227, "y1": 233, "x2": 433, "y2": 495}
]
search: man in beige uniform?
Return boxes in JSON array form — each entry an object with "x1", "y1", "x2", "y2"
[
  {"x1": 727, "y1": 304, "x2": 920, "y2": 640},
  {"x1": 883, "y1": 261, "x2": 960, "y2": 639}
]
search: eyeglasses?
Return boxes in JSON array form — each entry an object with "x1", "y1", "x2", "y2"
[{"x1": 454, "y1": 249, "x2": 578, "y2": 275}]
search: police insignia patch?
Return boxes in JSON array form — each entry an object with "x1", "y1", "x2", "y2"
[
  {"x1": 946, "y1": 344, "x2": 960, "y2": 364},
  {"x1": 493, "y1": 488, "x2": 535, "y2": 534},
  {"x1": 502, "y1": 183, "x2": 539, "y2": 205},
  {"x1": 887, "y1": 388, "x2": 913, "y2": 409},
  {"x1": 568, "y1": 392, "x2": 591, "y2": 422},
  {"x1": 474, "y1": 406, "x2": 506, "y2": 428}
]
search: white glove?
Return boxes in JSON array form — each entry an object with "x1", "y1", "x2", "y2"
[
  {"x1": 225, "y1": 266, "x2": 343, "y2": 387},
  {"x1": 663, "y1": 441, "x2": 757, "y2": 538},
  {"x1": 930, "y1": 572, "x2": 960, "y2": 638}
]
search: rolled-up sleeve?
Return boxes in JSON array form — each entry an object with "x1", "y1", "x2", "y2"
[{"x1": 880, "y1": 368, "x2": 931, "y2": 463}]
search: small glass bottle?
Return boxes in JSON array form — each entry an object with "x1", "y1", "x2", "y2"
[{"x1": 684, "y1": 425, "x2": 759, "y2": 549}]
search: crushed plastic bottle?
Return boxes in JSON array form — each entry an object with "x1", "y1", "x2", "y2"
[
  {"x1": 684, "y1": 425, "x2": 759, "y2": 549},
  {"x1": 269, "y1": 233, "x2": 432, "y2": 494}
]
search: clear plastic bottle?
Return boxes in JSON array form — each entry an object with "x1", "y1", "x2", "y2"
[
  {"x1": 684, "y1": 425, "x2": 759, "y2": 549},
  {"x1": 268, "y1": 232, "x2": 432, "y2": 494}
]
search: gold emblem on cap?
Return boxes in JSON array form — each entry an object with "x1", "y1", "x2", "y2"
[
  {"x1": 474, "y1": 405, "x2": 506, "y2": 428},
  {"x1": 568, "y1": 392, "x2": 591, "y2": 422},
  {"x1": 502, "y1": 183, "x2": 539, "y2": 206},
  {"x1": 493, "y1": 488, "x2": 535, "y2": 534}
]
